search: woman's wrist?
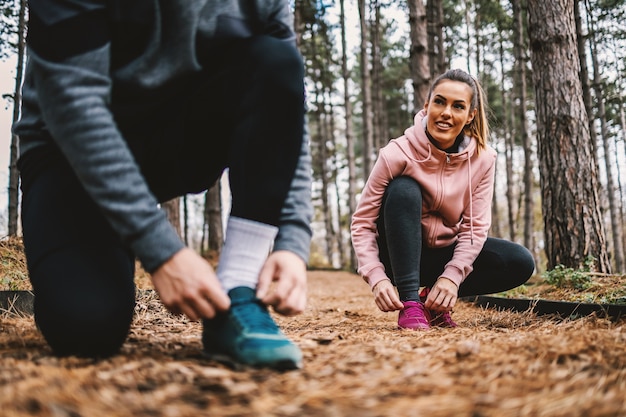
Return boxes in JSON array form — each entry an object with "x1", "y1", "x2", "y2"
[
  {"x1": 436, "y1": 276, "x2": 459, "y2": 288},
  {"x1": 372, "y1": 278, "x2": 392, "y2": 291}
]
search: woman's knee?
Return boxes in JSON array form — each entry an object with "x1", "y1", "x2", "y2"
[
  {"x1": 512, "y1": 244, "x2": 536, "y2": 284},
  {"x1": 384, "y1": 176, "x2": 422, "y2": 207},
  {"x1": 487, "y1": 238, "x2": 535, "y2": 286}
]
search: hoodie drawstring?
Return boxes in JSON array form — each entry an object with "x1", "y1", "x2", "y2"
[{"x1": 468, "y1": 155, "x2": 474, "y2": 245}]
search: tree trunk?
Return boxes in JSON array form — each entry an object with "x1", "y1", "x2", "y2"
[
  {"x1": 498, "y1": 31, "x2": 515, "y2": 240},
  {"x1": 371, "y1": 0, "x2": 385, "y2": 151},
  {"x1": 473, "y1": 5, "x2": 481, "y2": 78},
  {"x1": 316, "y1": 107, "x2": 334, "y2": 266},
  {"x1": 408, "y1": 0, "x2": 430, "y2": 112},
  {"x1": 183, "y1": 195, "x2": 188, "y2": 245},
  {"x1": 491, "y1": 164, "x2": 501, "y2": 237},
  {"x1": 426, "y1": 0, "x2": 446, "y2": 78},
  {"x1": 358, "y1": 0, "x2": 374, "y2": 176},
  {"x1": 340, "y1": 0, "x2": 358, "y2": 271},
  {"x1": 505, "y1": 94, "x2": 517, "y2": 241},
  {"x1": 526, "y1": 0, "x2": 610, "y2": 272},
  {"x1": 207, "y1": 181, "x2": 223, "y2": 253},
  {"x1": 575, "y1": 1, "x2": 600, "y2": 169},
  {"x1": 511, "y1": 0, "x2": 535, "y2": 259},
  {"x1": 583, "y1": 1, "x2": 625, "y2": 271},
  {"x1": 293, "y1": 0, "x2": 303, "y2": 48},
  {"x1": 321, "y1": 102, "x2": 335, "y2": 266},
  {"x1": 310, "y1": 29, "x2": 335, "y2": 267},
  {"x1": 328, "y1": 97, "x2": 346, "y2": 269},
  {"x1": 464, "y1": 2, "x2": 472, "y2": 73},
  {"x1": 435, "y1": 1, "x2": 445, "y2": 74},
  {"x1": 7, "y1": 0, "x2": 27, "y2": 237},
  {"x1": 162, "y1": 198, "x2": 182, "y2": 239},
  {"x1": 614, "y1": 65, "x2": 626, "y2": 262}
]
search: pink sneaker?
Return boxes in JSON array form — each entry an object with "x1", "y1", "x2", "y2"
[
  {"x1": 398, "y1": 301, "x2": 431, "y2": 330},
  {"x1": 419, "y1": 288, "x2": 458, "y2": 328}
]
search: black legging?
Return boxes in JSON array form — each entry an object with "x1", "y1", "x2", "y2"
[
  {"x1": 18, "y1": 36, "x2": 305, "y2": 357},
  {"x1": 376, "y1": 176, "x2": 535, "y2": 302}
]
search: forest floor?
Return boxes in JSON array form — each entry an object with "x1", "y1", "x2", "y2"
[{"x1": 1, "y1": 239, "x2": 626, "y2": 416}]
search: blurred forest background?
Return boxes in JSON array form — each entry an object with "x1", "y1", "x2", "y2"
[{"x1": 0, "y1": 0, "x2": 625, "y2": 277}]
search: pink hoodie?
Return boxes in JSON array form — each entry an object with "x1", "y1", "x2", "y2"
[{"x1": 351, "y1": 110, "x2": 497, "y2": 290}]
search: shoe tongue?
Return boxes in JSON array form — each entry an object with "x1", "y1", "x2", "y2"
[{"x1": 228, "y1": 286, "x2": 256, "y2": 302}]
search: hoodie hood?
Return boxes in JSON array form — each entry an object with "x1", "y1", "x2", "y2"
[{"x1": 402, "y1": 109, "x2": 477, "y2": 163}]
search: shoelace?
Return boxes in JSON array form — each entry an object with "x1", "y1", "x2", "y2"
[
  {"x1": 433, "y1": 311, "x2": 454, "y2": 322},
  {"x1": 404, "y1": 304, "x2": 426, "y2": 317},
  {"x1": 230, "y1": 298, "x2": 279, "y2": 333},
  {"x1": 402, "y1": 303, "x2": 430, "y2": 324}
]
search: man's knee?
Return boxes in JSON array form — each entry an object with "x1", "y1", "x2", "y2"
[
  {"x1": 248, "y1": 36, "x2": 304, "y2": 89},
  {"x1": 35, "y1": 295, "x2": 134, "y2": 358}
]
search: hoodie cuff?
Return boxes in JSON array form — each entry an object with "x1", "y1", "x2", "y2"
[
  {"x1": 273, "y1": 222, "x2": 312, "y2": 264},
  {"x1": 366, "y1": 266, "x2": 390, "y2": 290},
  {"x1": 441, "y1": 265, "x2": 464, "y2": 288},
  {"x1": 131, "y1": 218, "x2": 186, "y2": 273}
]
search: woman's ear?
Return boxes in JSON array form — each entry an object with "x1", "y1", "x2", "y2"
[{"x1": 465, "y1": 108, "x2": 477, "y2": 125}]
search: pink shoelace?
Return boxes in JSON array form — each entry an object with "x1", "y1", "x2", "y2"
[{"x1": 419, "y1": 288, "x2": 458, "y2": 328}]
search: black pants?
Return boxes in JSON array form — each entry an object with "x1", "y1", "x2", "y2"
[
  {"x1": 376, "y1": 176, "x2": 535, "y2": 302},
  {"x1": 18, "y1": 36, "x2": 305, "y2": 357}
]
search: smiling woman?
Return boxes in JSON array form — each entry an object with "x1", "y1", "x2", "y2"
[
  {"x1": 351, "y1": 68, "x2": 536, "y2": 332},
  {"x1": 423, "y1": 80, "x2": 477, "y2": 151}
]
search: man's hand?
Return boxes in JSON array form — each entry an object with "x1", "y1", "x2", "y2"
[
  {"x1": 151, "y1": 248, "x2": 231, "y2": 321},
  {"x1": 424, "y1": 277, "x2": 458, "y2": 313},
  {"x1": 372, "y1": 279, "x2": 404, "y2": 312},
  {"x1": 256, "y1": 250, "x2": 307, "y2": 316}
]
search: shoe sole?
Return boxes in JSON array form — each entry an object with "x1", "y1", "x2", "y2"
[
  {"x1": 397, "y1": 325, "x2": 430, "y2": 330},
  {"x1": 203, "y1": 350, "x2": 302, "y2": 371}
]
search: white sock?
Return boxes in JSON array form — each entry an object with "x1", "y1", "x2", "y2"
[{"x1": 217, "y1": 216, "x2": 278, "y2": 293}]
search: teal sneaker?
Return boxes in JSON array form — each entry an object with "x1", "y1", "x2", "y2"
[{"x1": 202, "y1": 286, "x2": 303, "y2": 370}]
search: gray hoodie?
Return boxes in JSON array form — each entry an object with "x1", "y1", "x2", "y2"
[{"x1": 14, "y1": 0, "x2": 312, "y2": 272}]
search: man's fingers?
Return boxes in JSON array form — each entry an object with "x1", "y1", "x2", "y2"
[
  {"x1": 272, "y1": 291, "x2": 306, "y2": 316},
  {"x1": 264, "y1": 282, "x2": 301, "y2": 315},
  {"x1": 151, "y1": 247, "x2": 231, "y2": 321},
  {"x1": 204, "y1": 284, "x2": 231, "y2": 312},
  {"x1": 162, "y1": 293, "x2": 213, "y2": 321},
  {"x1": 177, "y1": 303, "x2": 200, "y2": 321},
  {"x1": 256, "y1": 262, "x2": 273, "y2": 300},
  {"x1": 262, "y1": 273, "x2": 307, "y2": 316},
  {"x1": 160, "y1": 282, "x2": 229, "y2": 321}
]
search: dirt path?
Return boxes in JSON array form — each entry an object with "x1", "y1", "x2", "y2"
[{"x1": 1, "y1": 270, "x2": 625, "y2": 416}]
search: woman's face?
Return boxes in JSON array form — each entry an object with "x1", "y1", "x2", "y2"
[{"x1": 424, "y1": 80, "x2": 477, "y2": 150}]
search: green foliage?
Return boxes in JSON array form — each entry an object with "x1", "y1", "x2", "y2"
[
  {"x1": 0, "y1": 239, "x2": 29, "y2": 291},
  {"x1": 0, "y1": 275, "x2": 24, "y2": 291},
  {"x1": 0, "y1": 0, "x2": 20, "y2": 59},
  {"x1": 542, "y1": 256, "x2": 596, "y2": 290}
]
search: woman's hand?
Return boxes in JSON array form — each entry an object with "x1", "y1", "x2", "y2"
[
  {"x1": 424, "y1": 277, "x2": 458, "y2": 313},
  {"x1": 372, "y1": 279, "x2": 404, "y2": 312}
]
